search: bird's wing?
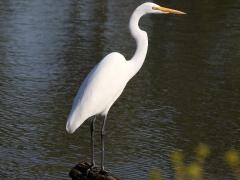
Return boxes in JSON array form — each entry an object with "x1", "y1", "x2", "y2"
[{"x1": 67, "y1": 52, "x2": 128, "y2": 132}]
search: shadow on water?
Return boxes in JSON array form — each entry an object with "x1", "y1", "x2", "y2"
[{"x1": 0, "y1": 0, "x2": 239, "y2": 179}]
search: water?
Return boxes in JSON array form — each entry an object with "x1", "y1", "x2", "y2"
[{"x1": 0, "y1": 0, "x2": 239, "y2": 179}]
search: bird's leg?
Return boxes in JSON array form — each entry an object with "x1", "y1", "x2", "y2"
[
  {"x1": 90, "y1": 116, "x2": 96, "y2": 168},
  {"x1": 101, "y1": 115, "x2": 107, "y2": 171}
]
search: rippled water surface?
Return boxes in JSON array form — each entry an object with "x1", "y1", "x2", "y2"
[{"x1": 0, "y1": 0, "x2": 239, "y2": 179}]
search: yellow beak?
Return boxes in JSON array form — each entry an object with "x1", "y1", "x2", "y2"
[{"x1": 153, "y1": 6, "x2": 186, "y2": 15}]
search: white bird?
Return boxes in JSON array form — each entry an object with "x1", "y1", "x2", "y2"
[{"x1": 66, "y1": 2, "x2": 185, "y2": 171}]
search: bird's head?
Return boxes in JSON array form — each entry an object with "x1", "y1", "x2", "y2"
[{"x1": 139, "y1": 2, "x2": 186, "y2": 15}]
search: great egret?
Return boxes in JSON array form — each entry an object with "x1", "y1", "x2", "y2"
[{"x1": 66, "y1": 2, "x2": 185, "y2": 170}]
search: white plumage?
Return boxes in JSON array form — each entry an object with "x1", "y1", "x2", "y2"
[{"x1": 66, "y1": 52, "x2": 128, "y2": 133}]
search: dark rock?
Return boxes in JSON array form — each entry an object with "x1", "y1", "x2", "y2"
[{"x1": 69, "y1": 161, "x2": 119, "y2": 180}]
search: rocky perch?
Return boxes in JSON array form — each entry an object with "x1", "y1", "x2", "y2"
[{"x1": 69, "y1": 162, "x2": 119, "y2": 180}]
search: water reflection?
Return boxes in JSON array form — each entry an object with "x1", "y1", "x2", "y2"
[{"x1": 0, "y1": 0, "x2": 239, "y2": 179}]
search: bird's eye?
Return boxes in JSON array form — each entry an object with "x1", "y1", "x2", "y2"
[{"x1": 152, "y1": 6, "x2": 158, "y2": 10}]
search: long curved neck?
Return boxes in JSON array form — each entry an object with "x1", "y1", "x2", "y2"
[{"x1": 128, "y1": 8, "x2": 148, "y2": 78}]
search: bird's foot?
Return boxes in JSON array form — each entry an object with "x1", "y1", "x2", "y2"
[
  {"x1": 78, "y1": 161, "x2": 92, "y2": 170},
  {"x1": 99, "y1": 169, "x2": 109, "y2": 176},
  {"x1": 90, "y1": 162, "x2": 96, "y2": 169}
]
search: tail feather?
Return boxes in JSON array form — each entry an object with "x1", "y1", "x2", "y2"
[{"x1": 66, "y1": 112, "x2": 87, "y2": 134}]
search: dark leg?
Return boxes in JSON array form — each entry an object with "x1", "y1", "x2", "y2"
[
  {"x1": 90, "y1": 116, "x2": 96, "y2": 167},
  {"x1": 101, "y1": 115, "x2": 107, "y2": 171}
]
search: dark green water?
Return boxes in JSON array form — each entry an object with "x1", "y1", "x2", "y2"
[{"x1": 0, "y1": 0, "x2": 239, "y2": 179}]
